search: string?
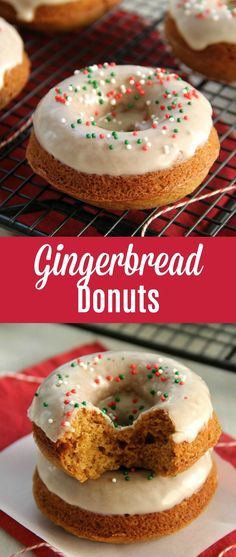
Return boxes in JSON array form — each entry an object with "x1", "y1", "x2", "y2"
[
  {"x1": 9, "y1": 542, "x2": 65, "y2": 557},
  {"x1": 141, "y1": 184, "x2": 236, "y2": 237},
  {"x1": 218, "y1": 544, "x2": 236, "y2": 556},
  {"x1": 0, "y1": 116, "x2": 33, "y2": 150}
]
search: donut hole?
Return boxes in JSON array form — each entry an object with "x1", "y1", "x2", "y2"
[
  {"x1": 97, "y1": 389, "x2": 151, "y2": 427},
  {"x1": 96, "y1": 80, "x2": 157, "y2": 132}
]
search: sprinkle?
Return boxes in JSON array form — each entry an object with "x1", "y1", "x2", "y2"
[
  {"x1": 48, "y1": 418, "x2": 53, "y2": 424},
  {"x1": 112, "y1": 478, "x2": 117, "y2": 483}
]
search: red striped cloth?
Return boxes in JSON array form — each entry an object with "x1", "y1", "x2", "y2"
[{"x1": 0, "y1": 342, "x2": 235, "y2": 557}]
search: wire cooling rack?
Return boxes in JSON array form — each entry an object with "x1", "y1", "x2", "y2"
[
  {"x1": 0, "y1": 0, "x2": 235, "y2": 236},
  {"x1": 76, "y1": 323, "x2": 236, "y2": 372}
]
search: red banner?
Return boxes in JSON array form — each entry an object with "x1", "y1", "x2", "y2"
[{"x1": 1, "y1": 237, "x2": 235, "y2": 322}]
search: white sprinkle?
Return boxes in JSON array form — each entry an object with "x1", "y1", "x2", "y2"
[
  {"x1": 74, "y1": 69, "x2": 80, "y2": 75},
  {"x1": 111, "y1": 99, "x2": 117, "y2": 106},
  {"x1": 100, "y1": 80, "x2": 105, "y2": 86},
  {"x1": 147, "y1": 142, "x2": 152, "y2": 147},
  {"x1": 163, "y1": 145, "x2": 170, "y2": 154},
  {"x1": 129, "y1": 79, "x2": 135, "y2": 85},
  {"x1": 107, "y1": 133, "x2": 111, "y2": 138},
  {"x1": 90, "y1": 116, "x2": 95, "y2": 121},
  {"x1": 57, "y1": 380, "x2": 63, "y2": 386},
  {"x1": 64, "y1": 421, "x2": 70, "y2": 427},
  {"x1": 140, "y1": 79, "x2": 145, "y2": 85},
  {"x1": 112, "y1": 478, "x2": 117, "y2": 483},
  {"x1": 48, "y1": 418, "x2": 54, "y2": 424},
  {"x1": 126, "y1": 144, "x2": 132, "y2": 150},
  {"x1": 169, "y1": 116, "x2": 175, "y2": 122},
  {"x1": 70, "y1": 400, "x2": 75, "y2": 406},
  {"x1": 111, "y1": 78, "x2": 116, "y2": 84},
  {"x1": 146, "y1": 100, "x2": 151, "y2": 106}
]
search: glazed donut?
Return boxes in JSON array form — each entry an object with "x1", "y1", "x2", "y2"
[
  {"x1": 26, "y1": 64, "x2": 220, "y2": 210},
  {"x1": 0, "y1": 17, "x2": 30, "y2": 110},
  {"x1": 28, "y1": 351, "x2": 221, "y2": 482},
  {"x1": 0, "y1": 0, "x2": 120, "y2": 32},
  {"x1": 33, "y1": 451, "x2": 217, "y2": 543},
  {"x1": 166, "y1": 1, "x2": 236, "y2": 82}
]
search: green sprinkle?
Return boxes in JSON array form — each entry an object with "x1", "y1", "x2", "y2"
[
  {"x1": 77, "y1": 118, "x2": 82, "y2": 124},
  {"x1": 115, "y1": 396, "x2": 120, "y2": 402},
  {"x1": 74, "y1": 402, "x2": 79, "y2": 408},
  {"x1": 155, "y1": 100, "x2": 159, "y2": 104},
  {"x1": 71, "y1": 123, "x2": 76, "y2": 128},
  {"x1": 147, "y1": 373, "x2": 153, "y2": 379},
  {"x1": 91, "y1": 133, "x2": 96, "y2": 139},
  {"x1": 109, "y1": 144, "x2": 114, "y2": 150},
  {"x1": 175, "y1": 378, "x2": 180, "y2": 383},
  {"x1": 102, "y1": 408, "x2": 107, "y2": 413},
  {"x1": 43, "y1": 402, "x2": 48, "y2": 407},
  {"x1": 82, "y1": 86, "x2": 87, "y2": 91},
  {"x1": 57, "y1": 373, "x2": 63, "y2": 378},
  {"x1": 128, "y1": 102, "x2": 134, "y2": 109},
  {"x1": 163, "y1": 392, "x2": 168, "y2": 398},
  {"x1": 124, "y1": 140, "x2": 129, "y2": 145},
  {"x1": 177, "y1": 118, "x2": 181, "y2": 123},
  {"x1": 188, "y1": 101, "x2": 192, "y2": 105},
  {"x1": 119, "y1": 374, "x2": 125, "y2": 380},
  {"x1": 82, "y1": 401, "x2": 87, "y2": 406},
  {"x1": 150, "y1": 389, "x2": 156, "y2": 395},
  {"x1": 125, "y1": 476, "x2": 130, "y2": 481},
  {"x1": 147, "y1": 472, "x2": 154, "y2": 480},
  {"x1": 137, "y1": 138, "x2": 142, "y2": 144},
  {"x1": 99, "y1": 99, "x2": 104, "y2": 105},
  {"x1": 70, "y1": 362, "x2": 77, "y2": 368},
  {"x1": 86, "y1": 133, "x2": 91, "y2": 139},
  {"x1": 139, "y1": 405, "x2": 145, "y2": 410},
  {"x1": 34, "y1": 392, "x2": 39, "y2": 397},
  {"x1": 175, "y1": 371, "x2": 179, "y2": 375}
]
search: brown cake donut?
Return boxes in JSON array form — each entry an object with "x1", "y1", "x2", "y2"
[
  {"x1": 165, "y1": 1, "x2": 236, "y2": 83},
  {"x1": 0, "y1": 0, "x2": 120, "y2": 32},
  {"x1": 0, "y1": 18, "x2": 30, "y2": 110},
  {"x1": 33, "y1": 453, "x2": 218, "y2": 543},
  {"x1": 26, "y1": 64, "x2": 220, "y2": 210},
  {"x1": 28, "y1": 351, "x2": 221, "y2": 482}
]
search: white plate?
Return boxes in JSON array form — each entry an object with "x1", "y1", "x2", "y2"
[{"x1": 0, "y1": 435, "x2": 236, "y2": 557}]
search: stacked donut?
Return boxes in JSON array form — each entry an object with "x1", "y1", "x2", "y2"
[
  {"x1": 0, "y1": 17, "x2": 30, "y2": 110},
  {"x1": 28, "y1": 350, "x2": 221, "y2": 544}
]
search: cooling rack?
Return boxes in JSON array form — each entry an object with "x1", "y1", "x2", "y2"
[
  {"x1": 76, "y1": 322, "x2": 236, "y2": 372},
  {"x1": 0, "y1": 0, "x2": 235, "y2": 236}
]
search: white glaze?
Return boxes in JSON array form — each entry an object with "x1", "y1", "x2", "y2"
[
  {"x1": 32, "y1": 64, "x2": 213, "y2": 175},
  {"x1": 37, "y1": 450, "x2": 213, "y2": 514},
  {"x1": 4, "y1": 0, "x2": 78, "y2": 22},
  {"x1": 28, "y1": 351, "x2": 213, "y2": 444},
  {"x1": 169, "y1": 0, "x2": 236, "y2": 50},
  {"x1": 0, "y1": 17, "x2": 23, "y2": 90}
]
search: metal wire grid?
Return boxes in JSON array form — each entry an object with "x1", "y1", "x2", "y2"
[
  {"x1": 76, "y1": 323, "x2": 236, "y2": 371},
  {"x1": 0, "y1": 0, "x2": 235, "y2": 236}
]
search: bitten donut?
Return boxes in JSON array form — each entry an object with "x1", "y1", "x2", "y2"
[
  {"x1": 28, "y1": 351, "x2": 221, "y2": 482},
  {"x1": 0, "y1": 0, "x2": 120, "y2": 32},
  {"x1": 33, "y1": 451, "x2": 217, "y2": 543},
  {"x1": 26, "y1": 64, "x2": 220, "y2": 210},
  {"x1": 166, "y1": 1, "x2": 236, "y2": 82},
  {"x1": 0, "y1": 17, "x2": 30, "y2": 110}
]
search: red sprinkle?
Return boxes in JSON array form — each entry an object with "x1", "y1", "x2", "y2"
[{"x1": 64, "y1": 400, "x2": 70, "y2": 405}]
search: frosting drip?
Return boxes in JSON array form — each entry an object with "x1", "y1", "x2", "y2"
[
  {"x1": 37, "y1": 450, "x2": 213, "y2": 514},
  {"x1": 0, "y1": 18, "x2": 23, "y2": 89},
  {"x1": 169, "y1": 0, "x2": 236, "y2": 50},
  {"x1": 32, "y1": 64, "x2": 213, "y2": 175},
  {"x1": 28, "y1": 351, "x2": 213, "y2": 444},
  {"x1": 4, "y1": 0, "x2": 78, "y2": 22}
]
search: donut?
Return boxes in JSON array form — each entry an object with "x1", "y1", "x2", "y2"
[
  {"x1": 26, "y1": 64, "x2": 220, "y2": 210},
  {"x1": 0, "y1": 17, "x2": 30, "y2": 110},
  {"x1": 28, "y1": 351, "x2": 221, "y2": 482},
  {"x1": 33, "y1": 450, "x2": 217, "y2": 543},
  {"x1": 0, "y1": 0, "x2": 120, "y2": 32},
  {"x1": 165, "y1": 1, "x2": 236, "y2": 83}
]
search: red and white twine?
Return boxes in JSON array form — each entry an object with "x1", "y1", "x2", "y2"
[
  {"x1": 0, "y1": 116, "x2": 33, "y2": 150},
  {"x1": 9, "y1": 542, "x2": 65, "y2": 557},
  {"x1": 141, "y1": 184, "x2": 236, "y2": 237}
]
